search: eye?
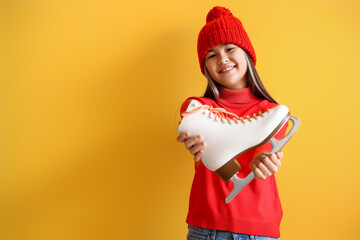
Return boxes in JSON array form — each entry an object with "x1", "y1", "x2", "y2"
[
  {"x1": 226, "y1": 47, "x2": 234, "y2": 52},
  {"x1": 206, "y1": 54, "x2": 216, "y2": 59}
]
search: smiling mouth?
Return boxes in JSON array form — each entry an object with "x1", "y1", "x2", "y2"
[{"x1": 219, "y1": 66, "x2": 236, "y2": 73}]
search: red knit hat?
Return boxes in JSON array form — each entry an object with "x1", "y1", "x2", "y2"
[{"x1": 197, "y1": 6, "x2": 257, "y2": 75}]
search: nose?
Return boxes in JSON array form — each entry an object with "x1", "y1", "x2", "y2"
[{"x1": 217, "y1": 53, "x2": 229, "y2": 65}]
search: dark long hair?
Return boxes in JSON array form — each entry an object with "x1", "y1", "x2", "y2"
[{"x1": 203, "y1": 51, "x2": 278, "y2": 104}]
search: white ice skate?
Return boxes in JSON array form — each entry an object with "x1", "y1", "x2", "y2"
[{"x1": 177, "y1": 100, "x2": 300, "y2": 203}]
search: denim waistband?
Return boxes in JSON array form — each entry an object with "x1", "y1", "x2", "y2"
[{"x1": 187, "y1": 225, "x2": 279, "y2": 240}]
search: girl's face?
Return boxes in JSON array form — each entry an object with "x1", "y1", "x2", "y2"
[{"x1": 204, "y1": 43, "x2": 248, "y2": 90}]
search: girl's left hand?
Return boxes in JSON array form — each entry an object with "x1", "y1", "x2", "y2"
[{"x1": 249, "y1": 151, "x2": 284, "y2": 180}]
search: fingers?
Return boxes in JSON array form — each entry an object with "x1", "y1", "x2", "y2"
[
  {"x1": 251, "y1": 152, "x2": 284, "y2": 180},
  {"x1": 193, "y1": 149, "x2": 204, "y2": 162},
  {"x1": 186, "y1": 135, "x2": 205, "y2": 161},
  {"x1": 190, "y1": 141, "x2": 206, "y2": 155},
  {"x1": 184, "y1": 135, "x2": 203, "y2": 150},
  {"x1": 177, "y1": 133, "x2": 205, "y2": 162},
  {"x1": 276, "y1": 151, "x2": 284, "y2": 160},
  {"x1": 177, "y1": 132, "x2": 190, "y2": 143},
  {"x1": 254, "y1": 158, "x2": 273, "y2": 179}
]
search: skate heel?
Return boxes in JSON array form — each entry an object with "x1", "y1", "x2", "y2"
[{"x1": 225, "y1": 116, "x2": 301, "y2": 204}]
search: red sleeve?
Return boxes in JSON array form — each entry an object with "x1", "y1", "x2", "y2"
[{"x1": 180, "y1": 98, "x2": 193, "y2": 119}]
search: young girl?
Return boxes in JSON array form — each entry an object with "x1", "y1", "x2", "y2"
[{"x1": 177, "y1": 6, "x2": 288, "y2": 240}]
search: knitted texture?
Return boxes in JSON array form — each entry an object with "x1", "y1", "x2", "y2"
[{"x1": 197, "y1": 6, "x2": 257, "y2": 75}]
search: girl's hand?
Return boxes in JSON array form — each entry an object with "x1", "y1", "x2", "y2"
[
  {"x1": 250, "y1": 151, "x2": 284, "y2": 179},
  {"x1": 177, "y1": 132, "x2": 206, "y2": 162}
]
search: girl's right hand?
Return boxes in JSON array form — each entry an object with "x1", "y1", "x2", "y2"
[{"x1": 177, "y1": 132, "x2": 206, "y2": 162}]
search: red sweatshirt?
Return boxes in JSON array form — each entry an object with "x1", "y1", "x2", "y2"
[{"x1": 180, "y1": 87, "x2": 288, "y2": 238}]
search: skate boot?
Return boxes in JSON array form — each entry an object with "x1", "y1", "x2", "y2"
[{"x1": 177, "y1": 99, "x2": 300, "y2": 203}]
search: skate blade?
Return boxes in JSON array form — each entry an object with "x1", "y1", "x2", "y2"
[
  {"x1": 269, "y1": 116, "x2": 300, "y2": 153},
  {"x1": 225, "y1": 116, "x2": 301, "y2": 204},
  {"x1": 226, "y1": 172, "x2": 255, "y2": 204}
]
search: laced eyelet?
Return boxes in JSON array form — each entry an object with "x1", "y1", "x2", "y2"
[{"x1": 182, "y1": 105, "x2": 270, "y2": 124}]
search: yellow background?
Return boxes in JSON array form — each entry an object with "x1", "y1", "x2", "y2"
[{"x1": 1, "y1": 0, "x2": 359, "y2": 239}]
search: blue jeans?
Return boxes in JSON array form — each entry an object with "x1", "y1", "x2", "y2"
[{"x1": 187, "y1": 225, "x2": 279, "y2": 240}]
